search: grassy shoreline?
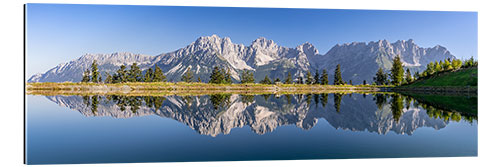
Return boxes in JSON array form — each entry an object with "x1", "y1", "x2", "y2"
[{"x1": 26, "y1": 82, "x2": 390, "y2": 96}]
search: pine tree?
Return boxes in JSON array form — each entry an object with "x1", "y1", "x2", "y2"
[
  {"x1": 260, "y1": 75, "x2": 272, "y2": 84},
  {"x1": 296, "y1": 76, "x2": 304, "y2": 84},
  {"x1": 451, "y1": 59, "x2": 462, "y2": 70},
  {"x1": 209, "y1": 66, "x2": 223, "y2": 84},
  {"x1": 405, "y1": 68, "x2": 412, "y2": 84},
  {"x1": 284, "y1": 72, "x2": 292, "y2": 84},
  {"x1": 443, "y1": 59, "x2": 452, "y2": 71},
  {"x1": 363, "y1": 80, "x2": 367, "y2": 85},
  {"x1": 314, "y1": 70, "x2": 320, "y2": 84},
  {"x1": 104, "y1": 72, "x2": 113, "y2": 83},
  {"x1": 373, "y1": 67, "x2": 388, "y2": 85},
  {"x1": 334, "y1": 64, "x2": 344, "y2": 85},
  {"x1": 116, "y1": 65, "x2": 127, "y2": 83},
  {"x1": 274, "y1": 77, "x2": 281, "y2": 84},
  {"x1": 320, "y1": 69, "x2": 328, "y2": 85},
  {"x1": 434, "y1": 61, "x2": 442, "y2": 72},
  {"x1": 152, "y1": 65, "x2": 166, "y2": 82},
  {"x1": 144, "y1": 67, "x2": 154, "y2": 82},
  {"x1": 305, "y1": 71, "x2": 313, "y2": 84},
  {"x1": 181, "y1": 67, "x2": 194, "y2": 83},
  {"x1": 349, "y1": 80, "x2": 352, "y2": 85},
  {"x1": 197, "y1": 76, "x2": 202, "y2": 83},
  {"x1": 81, "y1": 69, "x2": 91, "y2": 82},
  {"x1": 222, "y1": 67, "x2": 232, "y2": 84},
  {"x1": 390, "y1": 55, "x2": 404, "y2": 85},
  {"x1": 240, "y1": 70, "x2": 254, "y2": 84},
  {"x1": 127, "y1": 63, "x2": 142, "y2": 82},
  {"x1": 91, "y1": 60, "x2": 100, "y2": 83}
]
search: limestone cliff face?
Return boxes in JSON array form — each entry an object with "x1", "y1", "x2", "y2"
[{"x1": 29, "y1": 36, "x2": 454, "y2": 84}]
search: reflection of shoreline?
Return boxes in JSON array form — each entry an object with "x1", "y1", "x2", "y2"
[{"x1": 43, "y1": 93, "x2": 476, "y2": 137}]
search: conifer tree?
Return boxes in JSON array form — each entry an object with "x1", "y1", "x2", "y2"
[
  {"x1": 314, "y1": 70, "x2": 320, "y2": 84},
  {"x1": 197, "y1": 76, "x2": 202, "y2": 83},
  {"x1": 349, "y1": 80, "x2": 352, "y2": 85},
  {"x1": 274, "y1": 77, "x2": 281, "y2": 84},
  {"x1": 152, "y1": 65, "x2": 166, "y2": 82},
  {"x1": 405, "y1": 68, "x2": 412, "y2": 84},
  {"x1": 373, "y1": 67, "x2": 388, "y2": 85},
  {"x1": 334, "y1": 64, "x2": 344, "y2": 85},
  {"x1": 104, "y1": 72, "x2": 113, "y2": 83},
  {"x1": 116, "y1": 65, "x2": 127, "y2": 83},
  {"x1": 443, "y1": 59, "x2": 452, "y2": 71},
  {"x1": 284, "y1": 72, "x2": 292, "y2": 84},
  {"x1": 81, "y1": 69, "x2": 91, "y2": 83},
  {"x1": 296, "y1": 76, "x2": 304, "y2": 84},
  {"x1": 91, "y1": 60, "x2": 100, "y2": 83},
  {"x1": 209, "y1": 66, "x2": 223, "y2": 84},
  {"x1": 390, "y1": 55, "x2": 404, "y2": 85},
  {"x1": 320, "y1": 69, "x2": 328, "y2": 85},
  {"x1": 451, "y1": 59, "x2": 462, "y2": 70},
  {"x1": 181, "y1": 67, "x2": 194, "y2": 83},
  {"x1": 240, "y1": 70, "x2": 255, "y2": 84},
  {"x1": 223, "y1": 67, "x2": 232, "y2": 84},
  {"x1": 127, "y1": 63, "x2": 142, "y2": 82},
  {"x1": 144, "y1": 67, "x2": 154, "y2": 82},
  {"x1": 260, "y1": 75, "x2": 272, "y2": 84},
  {"x1": 305, "y1": 71, "x2": 313, "y2": 84},
  {"x1": 363, "y1": 80, "x2": 367, "y2": 85}
]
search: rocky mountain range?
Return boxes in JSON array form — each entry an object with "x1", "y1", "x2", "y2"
[
  {"x1": 45, "y1": 93, "x2": 448, "y2": 137},
  {"x1": 28, "y1": 35, "x2": 455, "y2": 84}
]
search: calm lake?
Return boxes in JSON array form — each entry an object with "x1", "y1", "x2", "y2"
[{"x1": 25, "y1": 93, "x2": 477, "y2": 164}]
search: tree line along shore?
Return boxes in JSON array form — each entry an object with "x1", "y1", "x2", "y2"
[{"x1": 28, "y1": 55, "x2": 477, "y2": 93}]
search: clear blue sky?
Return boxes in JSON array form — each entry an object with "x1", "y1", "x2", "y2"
[{"x1": 26, "y1": 3, "x2": 477, "y2": 76}]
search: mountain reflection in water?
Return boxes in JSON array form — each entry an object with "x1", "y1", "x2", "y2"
[{"x1": 46, "y1": 93, "x2": 477, "y2": 137}]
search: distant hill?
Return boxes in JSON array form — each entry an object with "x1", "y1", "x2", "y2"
[{"x1": 28, "y1": 35, "x2": 455, "y2": 84}]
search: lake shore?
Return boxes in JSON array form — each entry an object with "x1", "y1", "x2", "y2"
[{"x1": 26, "y1": 82, "x2": 391, "y2": 96}]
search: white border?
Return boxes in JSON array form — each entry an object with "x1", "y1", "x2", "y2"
[{"x1": 1, "y1": 0, "x2": 499, "y2": 167}]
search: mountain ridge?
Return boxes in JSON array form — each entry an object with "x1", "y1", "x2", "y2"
[{"x1": 28, "y1": 35, "x2": 455, "y2": 84}]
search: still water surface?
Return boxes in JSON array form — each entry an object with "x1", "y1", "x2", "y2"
[{"x1": 26, "y1": 93, "x2": 477, "y2": 164}]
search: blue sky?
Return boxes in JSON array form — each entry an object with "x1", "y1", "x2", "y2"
[{"x1": 26, "y1": 4, "x2": 477, "y2": 76}]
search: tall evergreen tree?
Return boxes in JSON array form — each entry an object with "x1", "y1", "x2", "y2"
[
  {"x1": 373, "y1": 68, "x2": 388, "y2": 85},
  {"x1": 91, "y1": 60, "x2": 100, "y2": 83},
  {"x1": 305, "y1": 71, "x2": 313, "y2": 84},
  {"x1": 296, "y1": 76, "x2": 304, "y2": 84},
  {"x1": 197, "y1": 76, "x2": 202, "y2": 83},
  {"x1": 116, "y1": 65, "x2": 127, "y2": 83},
  {"x1": 127, "y1": 63, "x2": 142, "y2": 82},
  {"x1": 320, "y1": 69, "x2": 328, "y2": 85},
  {"x1": 240, "y1": 70, "x2": 254, "y2": 84},
  {"x1": 152, "y1": 65, "x2": 166, "y2": 82},
  {"x1": 451, "y1": 59, "x2": 462, "y2": 70},
  {"x1": 405, "y1": 68, "x2": 412, "y2": 84},
  {"x1": 209, "y1": 66, "x2": 224, "y2": 84},
  {"x1": 274, "y1": 77, "x2": 281, "y2": 84},
  {"x1": 349, "y1": 80, "x2": 352, "y2": 85},
  {"x1": 104, "y1": 72, "x2": 113, "y2": 83},
  {"x1": 144, "y1": 67, "x2": 154, "y2": 82},
  {"x1": 390, "y1": 55, "x2": 404, "y2": 85},
  {"x1": 222, "y1": 67, "x2": 232, "y2": 84},
  {"x1": 260, "y1": 75, "x2": 272, "y2": 84},
  {"x1": 314, "y1": 70, "x2": 320, "y2": 84},
  {"x1": 334, "y1": 64, "x2": 344, "y2": 85},
  {"x1": 81, "y1": 69, "x2": 91, "y2": 83},
  {"x1": 363, "y1": 80, "x2": 367, "y2": 85},
  {"x1": 284, "y1": 72, "x2": 293, "y2": 84},
  {"x1": 181, "y1": 67, "x2": 194, "y2": 83}
]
